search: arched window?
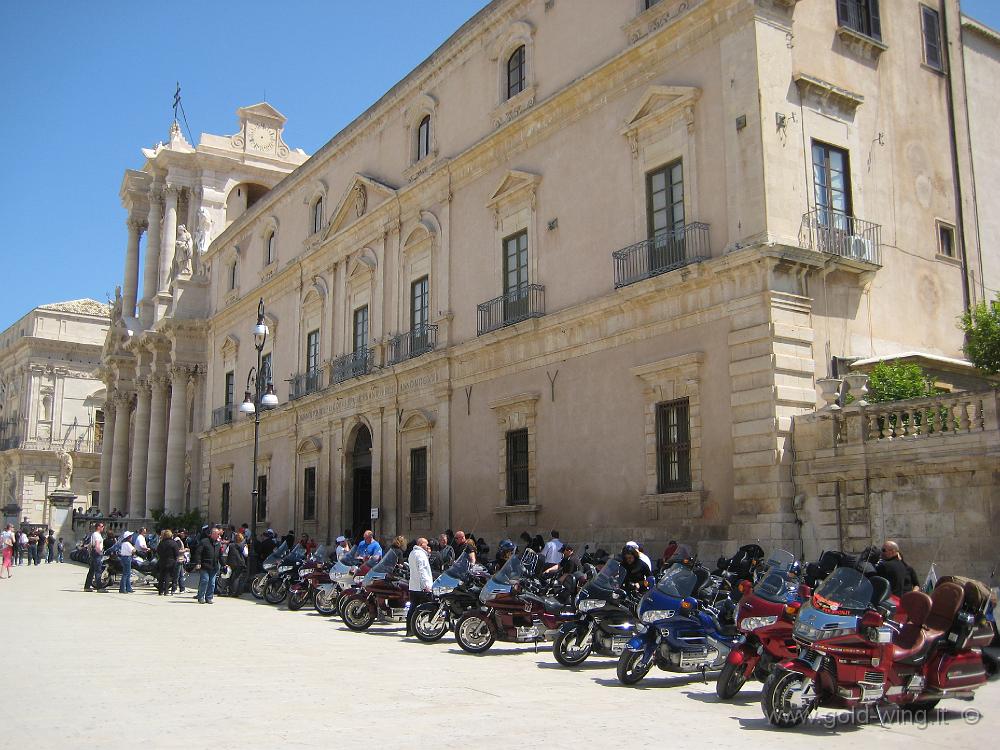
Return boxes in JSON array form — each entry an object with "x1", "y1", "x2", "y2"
[
  {"x1": 312, "y1": 197, "x2": 324, "y2": 235},
  {"x1": 228, "y1": 260, "x2": 238, "y2": 291},
  {"x1": 265, "y1": 231, "x2": 276, "y2": 265},
  {"x1": 416, "y1": 115, "x2": 431, "y2": 161},
  {"x1": 507, "y1": 45, "x2": 526, "y2": 100}
]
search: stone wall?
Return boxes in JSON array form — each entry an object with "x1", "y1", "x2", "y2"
[{"x1": 792, "y1": 389, "x2": 1000, "y2": 582}]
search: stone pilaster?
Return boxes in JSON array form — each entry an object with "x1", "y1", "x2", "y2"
[
  {"x1": 139, "y1": 186, "x2": 163, "y2": 328},
  {"x1": 98, "y1": 397, "x2": 116, "y2": 514},
  {"x1": 123, "y1": 217, "x2": 144, "y2": 318},
  {"x1": 128, "y1": 379, "x2": 152, "y2": 518},
  {"x1": 108, "y1": 390, "x2": 133, "y2": 513},
  {"x1": 158, "y1": 185, "x2": 179, "y2": 294},
  {"x1": 163, "y1": 365, "x2": 190, "y2": 513},
  {"x1": 144, "y1": 375, "x2": 169, "y2": 513}
]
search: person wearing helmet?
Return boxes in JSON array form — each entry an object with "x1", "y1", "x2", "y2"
[{"x1": 493, "y1": 538, "x2": 516, "y2": 572}]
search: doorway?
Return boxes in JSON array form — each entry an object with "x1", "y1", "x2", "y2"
[{"x1": 351, "y1": 425, "x2": 373, "y2": 536}]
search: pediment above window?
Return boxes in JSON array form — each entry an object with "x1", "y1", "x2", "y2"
[
  {"x1": 322, "y1": 174, "x2": 397, "y2": 241},
  {"x1": 622, "y1": 85, "x2": 701, "y2": 136},
  {"x1": 486, "y1": 170, "x2": 541, "y2": 213},
  {"x1": 220, "y1": 334, "x2": 239, "y2": 361}
]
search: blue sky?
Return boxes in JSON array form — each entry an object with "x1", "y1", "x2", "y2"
[{"x1": 1, "y1": 1, "x2": 997, "y2": 331}]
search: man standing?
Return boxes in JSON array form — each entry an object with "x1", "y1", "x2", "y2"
[
  {"x1": 450, "y1": 530, "x2": 467, "y2": 558},
  {"x1": 406, "y1": 537, "x2": 433, "y2": 636},
  {"x1": 133, "y1": 527, "x2": 149, "y2": 559},
  {"x1": 192, "y1": 526, "x2": 222, "y2": 604},
  {"x1": 118, "y1": 533, "x2": 135, "y2": 593},
  {"x1": 84, "y1": 522, "x2": 107, "y2": 592},
  {"x1": 437, "y1": 533, "x2": 455, "y2": 569},
  {"x1": 877, "y1": 540, "x2": 919, "y2": 597},
  {"x1": 16, "y1": 529, "x2": 27, "y2": 565},
  {"x1": 541, "y1": 530, "x2": 564, "y2": 571}
]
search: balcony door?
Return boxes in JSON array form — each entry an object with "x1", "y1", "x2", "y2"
[
  {"x1": 503, "y1": 230, "x2": 529, "y2": 323},
  {"x1": 646, "y1": 160, "x2": 685, "y2": 273},
  {"x1": 305, "y1": 329, "x2": 320, "y2": 391},
  {"x1": 812, "y1": 141, "x2": 853, "y2": 252},
  {"x1": 411, "y1": 276, "x2": 429, "y2": 354}
]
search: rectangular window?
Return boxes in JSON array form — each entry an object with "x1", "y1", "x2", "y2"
[
  {"x1": 417, "y1": 116, "x2": 431, "y2": 161},
  {"x1": 229, "y1": 261, "x2": 238, "y2": 291},
  {"x1": 224, "y1": 371, "x2": 235, "y2": 407},
  {"x1": 261, "y1": 352, "x2": 272, "y2": 386},
  {"x1": 303, "y1": 466, "x2": 317, "y2": 521},
  {"x1": 938, "y1": 222, "x2": 956, "y2": 258},
  {"x1": 506, "y1": 46, "x2": 525, "y2": 100},
  {"x1": 812, "y1": 141, "x2": 852, "y2": 226},
  {"x1": 921, "y1": 5, "x2": 943, "y2": 71},
  {"x1": 410, "y1": 447, "x2": 428, "y2": 514},
  {"x1": 656, "y1": 398, "x2": 691, "y2": 493},
  {"x1": 411, "y1": 276, "x2": 429, "y2": 332},
  {"x1": 503, "y1": 231, "x2": 529, "y2": 295},
  {"x1": 647, "y1": 160, "x2": 684, "y2": 238},
  {"x1": 256, "y1": 475, "x2": 268, "y2": 522},
  {"x1": 306, "y1": 330, "x2": 319, "y2": 373},
  {"x1": 221, "y1": 482, "x2": 231, "y2": 526},
  {"x1": 836, "y1": 0, "x2": 882, "y2": 42},
  {"x1": 353, "y1": 306, "x2": 369, "y2": 354},
  {"x1": 506, "y1": 429, "x2": 529, "y2": 506}
]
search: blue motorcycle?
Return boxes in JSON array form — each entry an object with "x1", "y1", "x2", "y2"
[{"x1": 617, "y1": 562, "x2": 742, "y2": 685}]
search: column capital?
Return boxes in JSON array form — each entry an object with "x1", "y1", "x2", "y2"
[
  {"x1": 111, "y1": 389, "x2": 134, "y2": 407},
  {"x1": 135, "y1": 377, "x2": 152, "y2": 394},
  {"x1": 126, "y1": 216, "x2": 147, "y2": 233},
  {"x1": 148, "y1": 184, "x2": 164, "y2": 203},
  {"x1": 163, "y1": 184, "x2": 181, "y2": 200},
  {"x1": 149, "y1": 374, "x2": 171, "y2": 391}
]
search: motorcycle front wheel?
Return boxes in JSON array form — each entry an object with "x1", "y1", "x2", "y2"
[
  {"x1": 761, "y1": 669, "x2": 816, "y2": 727},
  {"x1": 716, "y1": 660, "x2": 749, "y2": 699},
  {"x1": 264, "y1": 578, "x2": 289, "y2": 605},
  {"x1": 287, "y1": 588, "x2": 311, "y2": 611},
  {"x1": 552, "y1": 628, "x2": 593, "y2": 667},
  {"x1": 342, "y1": 597, "x2": 376, "y2": 631},
  {"x1": 315, "y1": 588, "x2": 339, "y2": 616},
  {"x1": 412, "y1": 603, "x2": 448, "y2": 642},
  {"x1": 616, "y1": 650, "x2": 653, "y2": 685},
  {"x1": 455, "y1": 612, "x2": 495, "y2": 654},
  {"x1": 250, "y1": 573, "x2": 267, "y2": 600}
]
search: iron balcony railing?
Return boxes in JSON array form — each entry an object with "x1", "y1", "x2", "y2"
[
  {"x1": 1, "y1": 436, "x2": 102, "y2": 454},
  {"x1": 802, "y1": 209, "x2": 882, "y2": 266},
  {"x1": 289, "y1": 369, "x2": 324, "y2": 400},
  {"x1": 612, "y1": 223, "x2": 710, "y2": 289},
  {"x1": 211, "y1": 404, "x2": 235, "y2": 428},
  {"x1": 477, "y1": 283, "x2": 546, "y2": 336},
  {"x1": 332, "y1": 348, "x2": 375, "y2": 385},
  {"x1": 837, "y1": 0, "x2": 882, "y2": 42},
  {"x1": 387, "y1": 324, "x2": 438, "y2": 365}
]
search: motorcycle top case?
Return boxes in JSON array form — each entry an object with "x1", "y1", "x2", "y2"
[{"x1": 926, "y1": 650, "x2": 988, "y2": 690}]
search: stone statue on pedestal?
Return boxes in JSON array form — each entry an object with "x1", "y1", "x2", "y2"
[
  {"x1": 56, "y1": 449, "x2": 73, "y2": 489},
  {"x1": 195, "y1": 207, "x2": 214, "y2": 255},
  {"x1": 174, "y1": 224, "x2": 194, "y2": 279}
]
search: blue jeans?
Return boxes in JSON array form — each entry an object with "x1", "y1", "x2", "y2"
[
  {"x1": 197, "y1": 567, "x2": 219, "y2": 601},
  {"x1": 119, "y1": 556, "x2": 133, "y2": 592},
  {"x1": 85, "y1": 551, "x2": 105, "y2": 590}
]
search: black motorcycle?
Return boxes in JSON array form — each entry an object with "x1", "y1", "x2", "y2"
[
  {"x1": 411, "y1": 551, "x2": 489, "y2": 642},
  {"x1": 263, "y1": 545, "x2": 307, "y2": 604},
  {"x1": 552, "y1": 559, "x2": 641, "y2": 666}
]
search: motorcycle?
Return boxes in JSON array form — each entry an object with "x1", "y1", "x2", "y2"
[
  {"x1": 314, "y1": 545, "x2": 368, "y2": 616},
  {"x1": 617, "y1": 560, "x2": 741, "y2": 685},
  {"x1": 263, "y1": 544, "x2": 307, "y2": 604},
  {"x1": 340, "y1": 548, "x2": 410, "y2": 631},
  {"x1": 411, "y1": 550, "x2": 490, "y2": 642},
  {"x1": 250, "y1": 541, "x2": 290, "y2": 600},
  {"x1": 761, "y1": 564, "x2": 1000, "y2": 727},
  {"x1": 717, "y1": 549, "x2": 804, "y2": 699},
  {"x1": 552, "y1": 558, "x2": 641, "y2": 667},
  {"x1": 453, "y1": 550, "x2": 575, "y2": 654},
  {"x1": 287, "y1": 546, "x2": 330, "y2": 611}
]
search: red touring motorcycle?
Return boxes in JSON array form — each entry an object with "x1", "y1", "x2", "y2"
[
  {"x1": 339, "y1": 548, "x2": 410, "y2": 631},
  {"x1": 762, "y1": 564, "x2": 999, "y2": 727},
  {"x1": 717, "y1": 549, "x2": 804, "y2": 699},
  {"x1": 287, "y1": 545, "x2": 329, "y2": 611},
  {"x1": 454, "y1": 550, "x2": 575, "y2": 654}
]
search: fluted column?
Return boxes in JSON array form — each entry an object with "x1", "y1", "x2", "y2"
[
  {"x1": 158, "y1": 185, "x2": 179, "y2": 294},
  {"x1": 108, "y1": 391, "x2": 133, "y2": 513},
  {"x1": 122, "y1": 218, "x2": 144, "y2": 318},
  {"x1": 163, "y1": 366, "x2": 190, "y2": 513},
  {"x1": 128, "y1": 379, "x2": 152, "y2": 518},
  {"x1": 144, "y1": 375, "x2": 169, "y2": 513},
  {"x1": 98, "y1": 397, "x2": 116, "y2": 514},
  {"x1": 140, "y1": 187, "x2": 163, "y2": 328}
]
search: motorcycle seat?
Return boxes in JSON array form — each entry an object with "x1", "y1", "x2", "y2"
[{"x1": 523, "y1": 592, "x2": 565, "y2": 614}]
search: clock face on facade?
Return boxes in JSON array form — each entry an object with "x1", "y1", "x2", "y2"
[{"x1": 247, "y1": 123, "x2": 276, "y2": 152}]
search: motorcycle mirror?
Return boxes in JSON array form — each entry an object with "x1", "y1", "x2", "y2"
[
  {"x1": 860, "y1": 610, "x2": 883, "y2": 629},
  {"x1": 798, "y1": 583, "x2": 812, "y2": 599}
]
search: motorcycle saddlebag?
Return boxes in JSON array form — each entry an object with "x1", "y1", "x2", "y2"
[{"x1": 926, "y1": 651, "x2": 988, "y2": 690}]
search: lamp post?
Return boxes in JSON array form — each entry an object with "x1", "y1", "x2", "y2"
[{"x1": 240, "y1": 298, "x2": 280, "y2": 576}]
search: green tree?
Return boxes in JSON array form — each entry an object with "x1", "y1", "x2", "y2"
[
  {"x1": 960, "y1": 297, "x2": 1000, "y2": 375},
  {"x1": 150, "y1": 508, "x2": 205, "y2": 534},
  {"x1": 865, "y1": 362, "x2": 935, "y2": 403}
]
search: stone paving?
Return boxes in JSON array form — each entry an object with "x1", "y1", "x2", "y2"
[{"x1": 0, "y1": 562, "x2": 995, "y2": 748}]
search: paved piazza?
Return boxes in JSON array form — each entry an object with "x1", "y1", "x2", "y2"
[{"x1": 1, "y1": 563, "x2": 995, "y2": 748}]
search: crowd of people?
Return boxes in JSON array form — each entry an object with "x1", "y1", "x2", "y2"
[{"x1": 0, "y1": 523, "x2": 65, "y2": 578}]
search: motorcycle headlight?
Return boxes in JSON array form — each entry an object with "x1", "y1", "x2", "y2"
[
  {"x1": 739, "y1": 615, "x2": 778, "y2": 633},
  {"x1": 641, "y1": 609, "x2": 676, "y2": 624},
  {"x1": 578, "y1": 599, "x2": 606, "y2": 612},
  {"x1": 278, "y1": 565, "x2": 292, "y2": 572},
  {"x1": 433, "y1": 583, "x2": 456, "y2": 596}
]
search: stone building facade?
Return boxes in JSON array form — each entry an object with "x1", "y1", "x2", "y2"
[
  {"x1": 0, "y1": 300, "x2": 110, "y2": 531},
  {"x1": 98, "y1": 0, "x2": 998, "y2": 561}
]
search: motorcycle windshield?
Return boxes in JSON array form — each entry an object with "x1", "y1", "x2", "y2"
[
  {"x1": 655, "y1": 564, "x2": 698, "y2": 598},
  {"x1": 583, "y1": 559, "x2": 626, "y2": 596},
  {"x1": 363, "y1": 547, "x2": 400, "y2": 586},
  {"x1": 310, "y1": 545, "x2": 328, "y2": 562},
  {"x1": 285, "y1": 544, "x2": 306, "y2": 563},
  {"x1": 263, "y1": 541, "x2": 288, "y2": 566},
  {"x1": 812, "y1": 567, "x2": 874, "y2": 613},
  {"x1": 340, "y1": 544, "x2": 363, "y2": 566},
  {"x1": 442, "y1": 550, "x2": 471, "y2": 581},
  {"x1": 753, "y1": 549, "x2": 798, "y2": 603}
]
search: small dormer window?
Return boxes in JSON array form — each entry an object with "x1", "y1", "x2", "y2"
[
  {"x1": 416, "y1": 115, "x2": 431, "y2": 161},
  {"x1": 312, "y1": 197, "x2": 324, "y2": 235},
  {"x1": 507, "y1": 46, "x2": 526, "y2": 100}
]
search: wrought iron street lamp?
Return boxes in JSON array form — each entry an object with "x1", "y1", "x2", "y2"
[{"x1": 243, "y1": 298, "x2": 279, "y2": 575}]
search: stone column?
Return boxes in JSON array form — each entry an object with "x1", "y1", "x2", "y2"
[
  {"x1": 158, "y1": 185, "x2": 179, "y2": 293},
  {"x1": 108, "y1": 391, "x2": 133, "y2": 513},
  {"x1": 122, "y1": 218, "x2": 144, "y2": 318},
  {"x1": 163, "y1": 366, "x2": 190, "y2": 513},
  {"x1": 140, "y1": 187, "x2": 163, "y2": 328},
  {"x1": 128, "y1": 380, "x2": 152, "y2": 518},
  {"x1": 144, "y1": 375, "x2": 169, "y2": 513},
  {"x1": 98, "y1": 397, "x2": 116, "y2": 514}
]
